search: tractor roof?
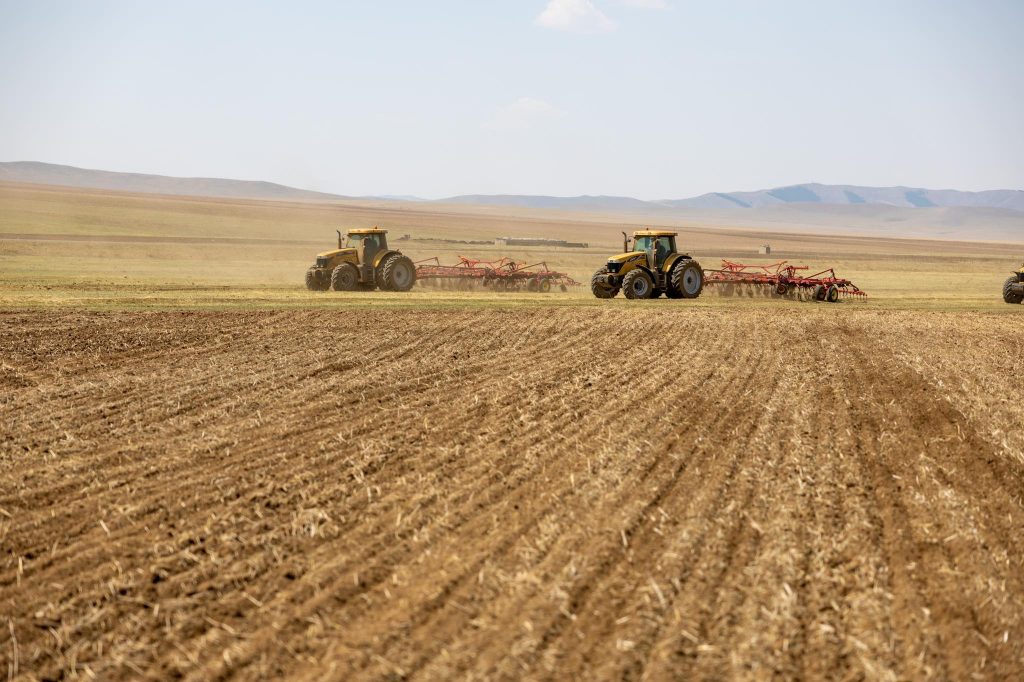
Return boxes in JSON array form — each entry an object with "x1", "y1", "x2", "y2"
[
  {"x1": 347, "y1": 228, "x2": 388, "y2": 235},
  {"x1": 633, "y1": 230, "x2": 678, "y2": 237}
]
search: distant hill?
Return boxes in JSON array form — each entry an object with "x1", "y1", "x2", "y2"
[
  {"x1": 0, "y1": 161, "x2": 350, "y2": 202},
  {"x1": 2, "y1": 161, "x2": 1020, "y2": 241},
  {"x1": 440, "y1": 183, "x2": 1024, "y2": 213},
  {"x1": 666, "y1": 183, "x2": 1024, "y2": 212}
]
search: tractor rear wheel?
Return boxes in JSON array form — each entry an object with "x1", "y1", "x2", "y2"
[
  {"x1": 622, "y1": 269, "x2": 654, "y2": 299},
  {"x1": 591, "y1": 266, "x2": 620, "y2": 299},
  {"x1": 671, "y1": 260, "x2": 704, "y2": 299},
  {"x1": 331, "y1": 263, "x2": 359, "y2": 291},
  {"x1": 380, "y1": 254, "x2": 417, "y2": 292},
  {"x1": 1004, "y1": 276, "x2": 1023, "y2": 304}
]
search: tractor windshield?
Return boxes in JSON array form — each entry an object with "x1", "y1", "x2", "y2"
[
  {"x1": 347, "y1": 234, "x2": 382, "y2": 249},
  {"x1": 632, "y1": 236, "x2": 674, "y2": 264}
]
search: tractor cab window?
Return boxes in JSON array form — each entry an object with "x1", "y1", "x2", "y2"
[
  {"x1": 633, "y1": 236, "x2": 674, "y2": 264},
  {"x1": 347, "y1": 234, "x2": 382, "y2": 249}
]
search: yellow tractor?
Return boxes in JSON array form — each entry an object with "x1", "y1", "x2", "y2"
[
  {"x1": 591, "y1": 230, "x2": 704, "y2": 300},
  {"x1": 1004, "y1": 263, "x2": 1024, "y2": 304},
  {"x1": 305, "y1": 228, "x2": 416, "y2": 292}
]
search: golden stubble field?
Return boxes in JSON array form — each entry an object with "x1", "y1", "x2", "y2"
[{"x1": 1, "y1": 307, "x2": 1023, "y2": 680}]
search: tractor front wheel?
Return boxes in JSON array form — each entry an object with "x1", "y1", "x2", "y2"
[
  {"x1": 591, "y1": 266, "x2": 620, "y2": 299},
  {"x1": 622, "y1": 269, "x2": 654, "y2": 300},
  {"x1": 306, "y1": 267, "x2": 329, "y2": 291},
  {"x1": 1004, "y1": 276, "x2": 1024, "y2": 304},
  {"x1": 331, "y1": 263, "x2": 359, "y2": 291}
]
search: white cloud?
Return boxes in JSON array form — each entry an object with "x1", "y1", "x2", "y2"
[
  {"x1": 535, "y1": 0, "x2": 616, "y2": 33},
  {"x1": 620, "y1": 0, "x2": 669, "y2": 8},
  {"x1": 482, "y1": 98, "x2": 566, "y2": 132}
]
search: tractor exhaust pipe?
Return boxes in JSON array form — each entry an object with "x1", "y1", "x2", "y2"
[
  {"x1": 337, "y1": 230, "x2": 342, "y2": 249},
  {"x1": 622, "y1": 231, "x2": 629, "y2": 253}
]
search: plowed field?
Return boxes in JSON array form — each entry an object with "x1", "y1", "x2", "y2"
[{"x1": 2, "y1": 308, "x2": 1023, "y2": 680}]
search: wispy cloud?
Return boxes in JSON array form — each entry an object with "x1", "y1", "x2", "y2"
[
  {"x1": 482, "y1": 98, "x2": 566, "y2": 132},
  {"x1": 535, "y1": 0, "x2": 616, "y2": 34}
]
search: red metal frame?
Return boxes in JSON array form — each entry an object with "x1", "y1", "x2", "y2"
[
  {"x1": 704, "y1": 260, "x2": 867, "y2": 297},
  {"x1": 414, "y1": 255, "x2": 581, "y2": 292}
]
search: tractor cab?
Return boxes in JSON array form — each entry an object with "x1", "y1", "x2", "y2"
[
  {"x1": 628, "y1": 231, "x2": 677, "y2": 270},
  {"x1": 343, "y1": 229, "x2": 389, "y2": 280},
  {"x1": 344, "y1": 228, "x2": 388, "y2": 252}
]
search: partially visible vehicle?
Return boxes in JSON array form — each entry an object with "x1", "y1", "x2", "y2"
[{"x1": 1004, "y1": 263, "x2": 1024, "y2": 304}]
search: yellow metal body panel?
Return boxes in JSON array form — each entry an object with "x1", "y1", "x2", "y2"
[
  {"x1": 347, "y1": 228, "x2": 388, "y2": 235},
  {"x1": 606, "y1": 250, "x2": 687, "y2": 276},
  {"x1": 316, "y1": 247, "x2": 356, "y2": 260}
]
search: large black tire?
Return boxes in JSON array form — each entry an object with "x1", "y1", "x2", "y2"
[
  {"x1": 591, "y1": 266, "x2": 620, "y2": 299},
  {"x1": 1004, "y1": 276, "x2": 1023, "y2": 304},
  {"x1": 331, "y1": 263, "x2": 359, "y2": 291},
  {"x1": 670, "y1": 259, "x2": 704, "y2": 299},
  {"x1": 306, "y1": 267, "x2": 329, "y2": 291},
  {"x1": 813, "y1": 284, "x2": 826, "y2": 301},
  {"x1": 826, "y1": 285, "x2": 840, "y2": 303},
  {"x1": 622, "y1": 269, "x2": 654, "y2": 299},
  {"x1": 380, "y1": 254, "x2": 416, "y2": 292}
]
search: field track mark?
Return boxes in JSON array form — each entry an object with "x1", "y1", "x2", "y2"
[{"x1": 841, "y1": 325, "x2": 1024, "y2": 679}]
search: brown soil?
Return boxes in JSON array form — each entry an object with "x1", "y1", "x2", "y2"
[{"x1": 1, "y1": 308, "x2": 1022, "y2": 680}]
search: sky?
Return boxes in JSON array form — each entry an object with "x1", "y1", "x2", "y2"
[{"x1": 1, "y1": 0, "x2": 1022, "y2": 199}]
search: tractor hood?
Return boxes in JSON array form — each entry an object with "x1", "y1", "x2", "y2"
[
  {"x1": 608, "y1": 251, "x2": 646, "y2": 264},
  {"x1": 316, "y1": 248, "x2": 355, "y2": 259}
]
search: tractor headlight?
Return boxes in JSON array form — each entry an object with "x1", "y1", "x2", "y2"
[{"x1": 316, "y1": 257, "x2": 330, "y2": 268}]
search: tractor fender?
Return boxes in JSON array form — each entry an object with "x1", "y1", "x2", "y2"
[
  {"x1": 371, "y1": 249, "x2": 404, "y2": 269},
  {"x1": 662, "y1": 253, "x2": 694, "y2": 273},
  {"x1": 631, "y1": 264, "x2": 658, "y2": 284}
]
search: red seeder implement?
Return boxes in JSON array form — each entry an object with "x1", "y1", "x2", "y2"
[
  {"x1": 414, "y1": 255, "x2": 581, "y2": 293},
  {"x1": 704, "y1": 260, "x2": 866, "y2": 301}
]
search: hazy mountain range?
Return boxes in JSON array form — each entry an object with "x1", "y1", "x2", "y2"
[
  {"x1": 3, "y1": 161, "x2": 1022, "y2": 213},
  {"x1": 2, "y1": 161, "x2": 1022, "y2": 242},
  {"x1": 0, "y1": 161, "x2": 349, "y2": 202}
]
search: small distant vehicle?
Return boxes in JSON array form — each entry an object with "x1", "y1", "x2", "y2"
[
  {"x1": 305, "y1": 228, "x2": 416, "y2": 292},
  {"x1": 1004, "y1": 263, "x2": 1024, "y2": 304},
  {"x1": 591, "y1": 230, "x2": 703, "y2": 299}
]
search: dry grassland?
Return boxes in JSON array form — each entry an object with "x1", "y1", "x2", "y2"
[{"x1": 2, "y1": 181, "x2": 1022, "y2": 311}]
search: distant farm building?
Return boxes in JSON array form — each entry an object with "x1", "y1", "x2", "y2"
[
  {"x1": 759, "y1": 244, "x2": 772, "y2": 255},
  {"x1": 494, "y1": 237, "x2": 589, "y2": 248}
]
